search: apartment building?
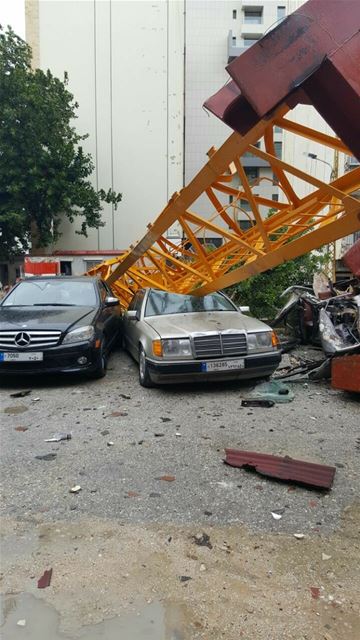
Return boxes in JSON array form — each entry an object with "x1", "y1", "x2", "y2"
[{"x1": 21, "y1": 0, "x2": 348, "y2": 276}]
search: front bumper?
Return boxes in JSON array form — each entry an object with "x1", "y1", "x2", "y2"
[
  {"x1": 0, "y1": 342, "x2": 101, "y2": 375},
  {"x1": 146, "y1": 351, "x2": 281, "y2": 384}
]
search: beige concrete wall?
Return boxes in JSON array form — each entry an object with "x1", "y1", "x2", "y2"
[{"x1": 25, "y1": 0, "x2": 185, "y2": 253}]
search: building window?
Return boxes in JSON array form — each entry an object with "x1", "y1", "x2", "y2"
[
  {"x1": 274, "y1": 141, "x2": 282, "y2": 159},
  {"x1": 277, "y1": 6, "x2": 286, "y2": 20},
  {"x1": 229, "y1": 195, "x2": 234, "y2": 204},
  {"x1": 84, "y1": 259, "x2": 102, "y2": 271},
  {"x1": 243, "y1": 35, "x2": 261, "y2": 47},
  {"x1": 243, "y1": 7, "x2": 263, "y2": 24},
  {"x1": 274, "y1": 125, "x2": 282, "y2": 134},
  {"x1": 60, "y1": 261, "x2": 72, "y2": 275},
  {"x1": 240, "y1": 199, "x2": 251, "y2": 211},
  {"x1": 272, "y1": 194, "x2": 279, "y2": 202},
  {"x1": 243, "y1": 141, "x2": 260, "y2": 158},
  {"x1": 244, "y1": 166, "x2": 259, "y2": 182},
  {"x1": 238, "y1": 219, "x2": 253, "y2": 231},
  {"x1": 233, "y1": 9, "x2": 237, "y2": 19}
]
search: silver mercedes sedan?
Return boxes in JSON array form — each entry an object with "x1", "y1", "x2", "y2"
[{"x1": 121, "y1": 288, "x2": 282, "y2": 387}]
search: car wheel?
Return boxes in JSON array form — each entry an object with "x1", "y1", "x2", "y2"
[
  {"x1": 89, "y1": 341, "x2": 107, "y2": 379},
  {"x1": 139, "y1": 345, "x2": 153, "y2": 387}
]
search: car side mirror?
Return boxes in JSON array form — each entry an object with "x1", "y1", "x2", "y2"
[
  {"x1": 105, "y1": 296, "x2": 120, "y2": 307},
  {"x1": 239, "y1": 305, "x2": 250, "y2": 313},
  {"x1": 127, "y1": 309, "x2": 139, "y2": 321}
]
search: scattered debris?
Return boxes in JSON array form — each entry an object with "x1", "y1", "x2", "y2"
[
  {"x1": 160, "y1": 417, "x2": 172, "y2": 422},
  {"x1": 175, "y1": 432, "x2": 182, "y2": 437},
  {"x1": 35, "y1": 453, "x2": 57, "y2": 461},
  {"x1": 17, "y1": 620, "x2": 26, "y2": 627},
  {"x1": 179, "y1": 576, "x2": 192, "y2": 582},
  {"x1": 101, "y1": 430, "x2": 110, "y2": 436},
  {"x1": 32, "y1": 397, "x2": 40, "y2": 402},
  {"x1": 192, "y1": 533, "x2": 212, "y2": 549},
  {"x1": 310, "y1": 586, "x2": 320, "y2": 599},
  {"x1": 10, "y1": 390, "x2": 31, "y2": 398},
  {"x1": 294, "y1": 533, "x2": 305, "y2": 539},
  {"x1": 200, "y1": 564, "x2": 207, "y2": 572},
  {"x1": 69, "y1": 485, "x2": 81, "y2": 493},
  {"x1": 15, "y1": 426, "x2": 28, "y2": 432},
  {"x1": 127, "y1": 491, "x2": 140, "y2": 497},
  {"x1": 107, "y1": 441, "x2": 114, "y2": 446},
  {"x1": 225, "y1": 449, "x2": 336, "y2": 489},
  {"x1": 149, "y1": 492, "x2": 161, "y2": 498},
  {"x1": 38, "y1": 568, "x2": 52, "y2": 589},
  {"x1": 157, "y1": 475, "x2": 176, "y2": 482},
  {"x1": 245, "y1": 380, "x2": 294, "y2": 404},
  {"x1": 120, "y1": 394, "x2": 131, "y2": 399},
  {"x1": 241, "y1": 399, "x2": 275, "y2": 408},
  {"x1": 109, "y1": 411, "x2": 128, "y2": 417},
  {"x1": 44, "y1": 433, "x2": 72, "y2": 442},
  {"x1": 271, "y1": 512, "x2": 282, "y2": 520},
  {"x1": 154, "y1": 433, "x2": 165, "y2": 437},
  {"x1": 4, "y1": 405, "x2": 28, "y2": 415},
  {"x1": 322, "y1": 553, "x2": 332, "y2": 561}
]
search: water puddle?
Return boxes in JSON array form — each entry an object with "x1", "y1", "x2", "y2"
[
  {"x1": 3, "y1": 405, "x2": 28, "y2": 415},
  {"x1": 0, "y1": 593, "x2": 190, "y2": 639}
]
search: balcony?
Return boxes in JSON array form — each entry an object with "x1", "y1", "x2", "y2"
[
  {"x1": 345, "y1": 155, "x2": 360, "y2": 170},
  {"x1": 228, "y1": 30, "x2": 262, "y2": 62}
]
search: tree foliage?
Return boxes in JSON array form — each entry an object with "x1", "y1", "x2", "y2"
[
  {"x1": 226, "y1": 252, "x2": 328, "y2": 321},
  {"x1": 0, "y1": 26, "x2": 122, "y2": 259}
]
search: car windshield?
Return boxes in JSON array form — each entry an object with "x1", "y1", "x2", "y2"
[
  {"x1": 145, "y1": 290, "x2": 236, "y2": 316},
  {"x1": 2, "y1": 280, "x2": 97, "y2": 307}
]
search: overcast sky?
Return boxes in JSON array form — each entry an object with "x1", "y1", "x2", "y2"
[{"x1": 0, "y1": 0, "x2": 25, "y2": 38}]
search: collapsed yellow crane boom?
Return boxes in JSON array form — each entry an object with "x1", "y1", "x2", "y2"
[{"x1": 88, "y1": 0, "x2": 360, "y2": 307}]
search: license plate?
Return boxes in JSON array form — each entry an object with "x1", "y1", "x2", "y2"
[
  {"x1": 202, "y1": 358, "x2": 245, "y2": 372},
  {"x1": 0, "y1": 352, "x2": 44, "y2": 362}
]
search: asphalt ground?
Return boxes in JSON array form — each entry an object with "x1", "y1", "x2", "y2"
[{"x1": 1, "y1": 346, "x2": 359, "y2": 534}]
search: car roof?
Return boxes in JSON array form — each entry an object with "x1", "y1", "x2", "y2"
[{"x1": 20, "y1": 276, "x2": 100, "y2": 283}]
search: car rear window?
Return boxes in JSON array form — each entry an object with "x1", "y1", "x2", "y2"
[
  {"x1": 2, "y1": 280, "x2": 97, "y2": 307},
  {"x1": 145, "y1": 290, "x2": 236, "y2": 316}
]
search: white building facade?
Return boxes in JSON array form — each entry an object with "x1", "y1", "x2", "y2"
[{"x1": 23, "y1": 0, "x2": 356, "y2": 277}]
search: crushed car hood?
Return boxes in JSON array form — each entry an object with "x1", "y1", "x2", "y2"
[
  {"x1": 145, "y1": 311, "x2": 271, "y2": 338},
  {"x1": 0, "y1": 306, "x2": 96, "y2": 332}
]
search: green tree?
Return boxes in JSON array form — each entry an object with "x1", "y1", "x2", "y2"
[
  {"x1": 226, "y1": 252, "x2": 327, "y2": 321},
  {"x1": 0, "y1": 26, "x2": 122, "y2": 260}
]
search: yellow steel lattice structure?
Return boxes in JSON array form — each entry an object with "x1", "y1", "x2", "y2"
[{"x1": 88, "y1": 104, "x2": 360, "y2": 308}]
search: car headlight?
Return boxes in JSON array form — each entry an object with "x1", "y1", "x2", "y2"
[
  {"x1": 63, "y1": 325, "x2": 95, "y2": 344},
  {"x1": 157, "y1": 338, "x2": 192, "y2": 359},
  {"x1": 247, "y1": 331, "x2": 275, "y2": 352}
]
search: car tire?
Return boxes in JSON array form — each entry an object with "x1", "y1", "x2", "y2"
[
  {"x1": 139, "y1": 345, "x2": 153, "y2": 388},
  {"x1": 89, "y1": 341, "x2": 107, "y2": 379}
]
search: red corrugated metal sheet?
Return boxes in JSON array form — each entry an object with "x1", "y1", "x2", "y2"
[
  {"x1": 332, "y1": 355, "x2": 360, "y2": 392},
  {"x1": 225, "y1": 449, "x2": 336, "y2": 489}
]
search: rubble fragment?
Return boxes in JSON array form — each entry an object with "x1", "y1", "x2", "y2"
[
  {"x1": 38, "y1": 568, "x2": 52, "y2": 589},
  {"x1": 192, "y1": 533, "x2": 212, "y2": 549},
  {"x1": 225, "y1": 449, "x2": 336, "y2": 489},
  {"x1": 10, "y1": 390, "x2": 31, "y2": 398}
]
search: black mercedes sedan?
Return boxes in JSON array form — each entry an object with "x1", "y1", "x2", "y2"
[{"x1": 0, "y1": 276, "x2": 121, "y2": 378}]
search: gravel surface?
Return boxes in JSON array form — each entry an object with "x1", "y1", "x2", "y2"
[{"x1": 1, "y1": 347, "x2": 359, "y2": 639}]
